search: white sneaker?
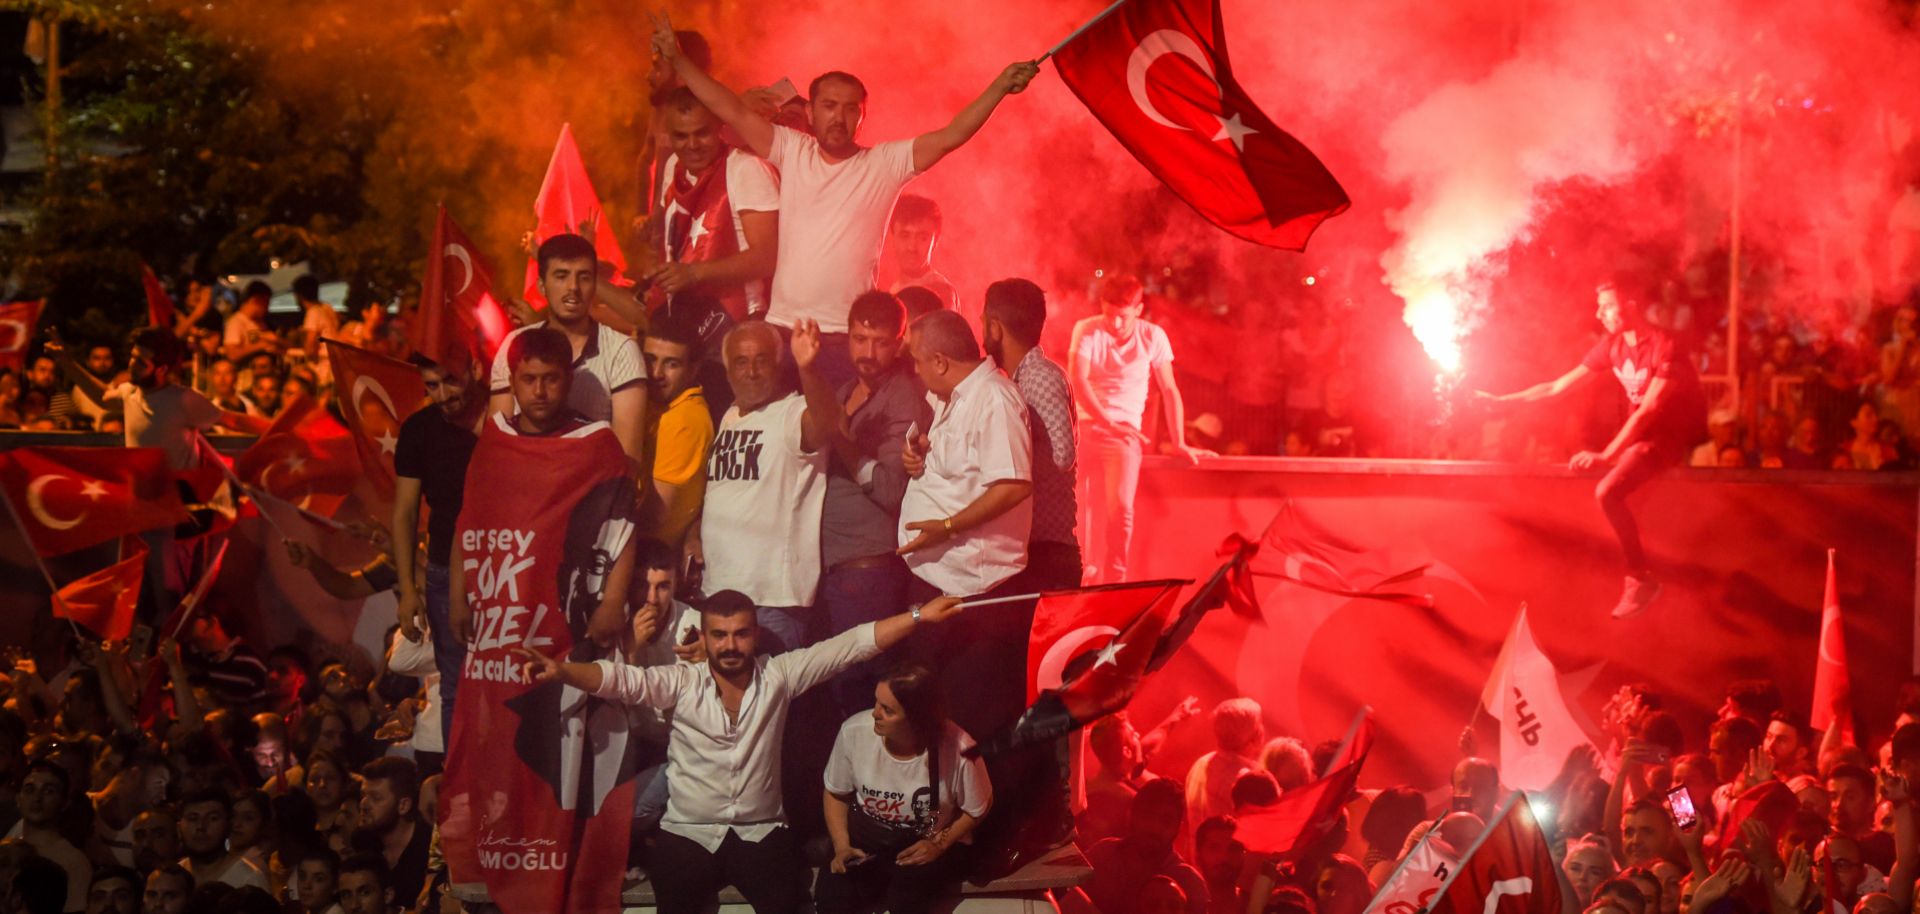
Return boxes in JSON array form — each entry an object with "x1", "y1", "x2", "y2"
[{"x1": 1611, "y1": 575, "x2": 1662, "y2": 619}]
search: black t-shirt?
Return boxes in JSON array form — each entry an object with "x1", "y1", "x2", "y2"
[
  {"x1": 393, "y1": 407, "x2": 478, "y2": 566},
  {"x1": 1581, "y1": 329, "x2": 1708, "y2": 450}
]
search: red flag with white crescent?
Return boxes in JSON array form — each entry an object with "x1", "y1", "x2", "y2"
[
  {"x1": 1812, "y1": 548, "x2": 1854, "y2": 741},
  {"x1": 1237, "y1": 709, "x2": 1375, "y2": 857},
  {"x1": 233, "y1": 395, "x2": 360, "y2": 517},
  {"x1": 523, "y1": 124, "x2": 630, "y2": 305},
  {"x1": 141, "y1": 265, "x2": 177, "y2": 331},
  {"x1": 0, "y1": 300, "x2": 41, "y2": 373},
  {"x1": 1050, "y1": 0, "x2": 1349, "y2": 250},
  {"x1": 1430, "y1": 793, "x2": 1566, "y2": 914},
  {"x1": 1027, "y1": 580, "x2": 1188, "y2": 703},
  {"x1": 0, "y1": 447, "x2": 190, "y2": 556},
  {"x1": 416, "y1": 205, "x2": 510, "y2": 370},
  {"x1": 54, "y1": 538, "x2": 147, "y2": 641},
  {"x1": 325, "y1": 341, "x2": 426, "y2": 507}
]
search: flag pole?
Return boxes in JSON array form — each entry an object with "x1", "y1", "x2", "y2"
[
  {"x1": 958, "y1": 591, "x2": 1047, "y2": 609},
  {"x1": 0, "y1": 488, "x2": 86, "y2": 640},
  {"x1": 1040, "y1": 0, "x2": 1131, "y2": 61}
]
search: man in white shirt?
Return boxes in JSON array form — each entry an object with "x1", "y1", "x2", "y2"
[
  {"x1": 177, "y1": 788, "x2": 270, "y2": 891},
  {"x1": 518, "y1": 589, "x2": 966, "y2": 914},
  {"x1": 488, "y1": 232, "x2": 650, "y2": 473},
  {"x1": 1070, "y1": 274, "x2": 1210, "y2": 585},
  {"x1": 624, "y1": 536, "x2": 705, "y2": 830},
  {"x1": 223, "y1": 281, "x2": 284, "y2": 363},
  {"x1": 294, "y1": 275, "x2": 343, "y2": 380},
  {"x1": 687, "y1": 320, "x2": 833, "y2": 652},
  {"x1": 8, "y1": 762, "x2": 92, "y2": 913},
  {"x1": 652, "y1": 14, "x2": 1037, "y2": 388},
  {"x1": 645, "y1": 87, "x2": 780, "y2": 321}
]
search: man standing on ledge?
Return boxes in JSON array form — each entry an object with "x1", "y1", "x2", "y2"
[
  {"x1": 651, "y1": 13, "x2": 1038, "y2": 388},
  {"x1": 1477, "y1": 276, "x2": 1707, "y2": 619}
]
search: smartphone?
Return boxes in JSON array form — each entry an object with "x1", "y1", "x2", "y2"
[
  {"x1": 680, "y1": 625, "x2": 700, "y2": 646},
  {"x1": 1663, "y1": 785, "x2": 1697, "y2": 830},
  {"x1": 1450, "y1": 795, "x2": 1475, "y2": 813},
  {"x1": 769, "y1": 77, "x2": 800, "y2": 104}
]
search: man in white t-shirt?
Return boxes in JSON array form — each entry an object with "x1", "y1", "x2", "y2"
[
  {"x1": 9, "y1": 762, "x2": 93, "y2": 913},
  {"x1": 688, "y1": 320, "x2": 834, "y2": 652},
  {"x1": 652, "y1": 14, "x2": 1037, "y2": 387},
  {"x1": 294, "y1": 275, "x2": 343, "y2": 385},
  {"x1": 488, "y1": 232, "x2": 649, "y2": 472},
  {"x1": 1070, "y1": 274, "x2": 1211, "y2": 585},
  {"x1": 645, "y1": 87, "x2": 780, "y2": 322},
  {"x1": 223, "y1": 281, "x2": 284, "y2": 363}
]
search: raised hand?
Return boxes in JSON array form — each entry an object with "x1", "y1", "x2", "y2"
[
  {"x1": 650, "y1": 12, "x2": 681, "y2": 63},
  {"x1": 791, "y1": 318, "x2": 823, "y2": 371},
  {"x1": 999, "y1": 61, "x2": 1042, "y2": 95}
]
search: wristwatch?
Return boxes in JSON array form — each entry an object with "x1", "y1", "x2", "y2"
[{"x1": 910, "y1": 603, "x2": 923, "y2": 623}]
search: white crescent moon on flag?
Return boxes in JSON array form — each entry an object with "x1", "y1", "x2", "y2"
[
  {"x1": 351, "y1": 376, "x2": 398, "y2": 427},
  {"x1": 1036, "y1": 625, "x2": 1121, "y2": 694},
  {"x1": 1126, "y1": 30, "x2": 1221, "y2": 132},
  {"x1": 0, "y1": 319, "x2": 26, "y2": 353},
  {"x1": 1820, "y1": 612, "x2": 1843, "y2": 665},
  {"x1": 26, "y1": 474, "x2": 86, "y2": 530},
  {"x1": 445, "y1": 244, "x2": 475, "y2": 295},
  {"x1": 257, "y1": 461, "x2": 312, "y2": 511}
]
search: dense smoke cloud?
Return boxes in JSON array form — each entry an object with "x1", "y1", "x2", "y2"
[{"x1": 157, "y1": 0, "x2": 1919, "y2": 398}]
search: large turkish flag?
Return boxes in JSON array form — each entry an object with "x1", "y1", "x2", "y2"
[
  {"x1": 0, "y1": 447, "x2": 190, "y2": 556},
  {"x1": 415, "y1": 205, "x2": 510, "y2": 371},
  {"x1": 523, "y1": 124, "x2": 630, "y2": 306},
  {"x1": 1051, "y1": 0, "x2": 1349, "y2": 250},
  {"x1": 325, "y1": 341, "x2": 426, "y2": 508}
]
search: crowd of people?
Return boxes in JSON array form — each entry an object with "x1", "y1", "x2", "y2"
[{"x1": 1, "y1": 11, "x2": 1916, "y2": 914}]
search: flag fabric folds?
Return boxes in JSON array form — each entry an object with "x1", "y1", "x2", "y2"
[
  {"x1": 1361, "y1": 824, "x2": 1460, "y2": 914},
  {"x1": 1811, "y1": 548, "x2": 1854, "y2": 742},
  {"x1": 1028, "y1": 580, "x2": 1189, "y2": 703},
  {"x1": 53, "y1": 539, "x2": 147, "y2": 641},
  {"x1": 1477, "y1": 605, "x2": 1597, "y2": 791},
  {"x1": 523, "y1": 124, "x2": 629, "y2": 305},
  {"x1": 416, "y1": 205, "x2": 510, "y2": 370},
  {"x1": 1236, "y1": 708, "x2": 1374, "y2": 856},
  {"x1": 0, "y1": 447, "x2": 189, "y2": 556},
  {"x1": 233, "y1": 395, "x2": 360, "y2": 517},
  {"x1": 141, "y1": 265, "x2": 176, "y2": 330},
  {"x1": 441, "y1": 416, "x2": 638, "y2": 914},
  {"x1": 1431, "y1": 792, "x2": 1567, "y2": 914},
  {"x1": 325, "y1": 341, "x2": 426, "y2": 507},
  {"x1": 1050, "y1": 0, "x2": 1349, "y2": 250},
  {"x1": 0, "y1": 300, "x2": 40, "y2": 373}
]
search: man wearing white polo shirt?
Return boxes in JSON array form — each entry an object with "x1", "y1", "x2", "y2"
[
  {"x1": 488, "y1": 233, "x2": 649, "y2": 472},
  {"x1": 652, "y1": 15, "x2": 1039, "y2": 388}
]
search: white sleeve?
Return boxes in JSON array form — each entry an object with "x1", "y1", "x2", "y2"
[
  {"x1": 951, "y1": 733, "x2": 992, "y2": 820},
  {"x1": 489, "y1": 328, "x2": 519, "y2": 394},
  {"x1": 976, "y1": 391, "x2": 1033, "y2": 484},
  {"x1": 769, "y1": 125, "x2": 803, "y2": 169},
  {"x1": 1150, "y1": 323, "x2": 1175, "y2": 368},
  {"x1": 591, "y1": 659, "x2": 688, "y2": 709},
  {"x1": 823, "y1": 719, "x2": 859, "y2": 795},
  {"x1": 606, "y1": 332, "x2": 648, "y2": 389},
  {"x1": 180, "y1": 389, "x2": 224, "y2": 429},
  {"x1": 876, "y1": 138, "x2": 919, "y2": 183},
  {"x1": 727, "y1": 153, "x2": 781, "y2": 213},
  {"x1": 770, "y1": 622, "x2": 880, "y2": 697}
]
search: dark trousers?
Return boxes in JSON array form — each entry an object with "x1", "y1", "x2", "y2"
[
  {"x1": 424, "y1": 562, "x2": 465, "y2": 741},
  {"x1": 814, "y1": 843, "x2": 975, "y2": 914},
  {"x1": 819, "y1": 556, "x2": 914, "y2": 717},
  {"x1": 1594, "y1": 440, "x2": 1683, "y2": 573},
  {"x1": 1024, "y1": 540, "x2": 1085, "y2": 591},
  {"x1": 650, "y1": 828, "x2": 807, "y2": 914}
]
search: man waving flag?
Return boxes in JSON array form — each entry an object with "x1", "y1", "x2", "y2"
[{"x1": 1051, "y1": 0, "x2": 1349, "y2": 250}]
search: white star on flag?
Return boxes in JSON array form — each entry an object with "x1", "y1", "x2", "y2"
[
  {"x1": 281, "y1": 454, "x2": 308, "y2": 475},
  {"x1": 1091, "y1": 639, "x2": 1127, "y2": 669},
  {"x1": 1213, "y1": 111, "x2": 1258, "y2": 151},
  {"x1": 687, "y1": 215, "x2": 712, "y2": 248},
  {"x1": 376, "y1": 430, "x2": 399, "y2": 455},
  {"x1": 79, "y1": 480, "x2": 108, "y2": 500}
]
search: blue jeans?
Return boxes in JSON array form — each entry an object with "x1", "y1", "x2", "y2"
[
  {"x1": 633, "y1": 761, "x2": 670, "y2": 830},
  {"x1": 425, "y1": 563, "x2": 465, "y2": 741},
  {"x1": 818, "y1": 558, "x2": 911, "y2": 717}
]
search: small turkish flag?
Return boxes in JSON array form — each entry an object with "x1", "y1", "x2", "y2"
[
  {"x1": 0, "y1": 447, "x2": 190, "y2": 556},
  {"x1": 234, "y1": 395, "x2": 361, "y2": 517},
  {"x1": 54, "y1": 538, "x2": 147, "y2": 641},
  {"x1": 416, "y1": 205, "x2": 510, "y2": 370},
  {"x1": 1431, "y1": 793, "x2": 1566, "y2": 914},
  {"x1": 141, "y1": 265, "x2": 176, "y2": 331},
  {"x1": 326, "y1": 341, "x2": 426, "y2": 506},
  {"x1": 0, "y1": 300, "x2": 41, "y2": 373},
  {"x1": 1812, "y1": 548, "x2": 1855, "y2": 741},
  {"x1": 1238, "y1": 710, "x2": 1373, "y2": 856},
  {"x1": 523, "y1": 124, "x2": 629, "y2": 305},
  {"x1": 1051, "y1": 0, "x2": 1349, "y2": 250},
  {"x1": 1027, "y1": 580, "x2": 1187, "y2": 703}
]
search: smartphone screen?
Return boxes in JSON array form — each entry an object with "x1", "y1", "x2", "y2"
[{"x1": 1664, "y1": 785, "x2": 1697, "y2": 829}]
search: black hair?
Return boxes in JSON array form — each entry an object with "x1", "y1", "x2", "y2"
[
  {"x1": 1828, "y1": 762, "x2": 1875, "y2": 793},
  {"x1": 536, "y1": 233, "x2": 597, "y2": 276},
  {"x1": 809, "y1": 70, "x2": 869, "y2": 103},
  {"x1": 89, "y1": 864, "x2": 142, "y2": 891},
  {"x1": 291, "y1": 275, "x2": 320, "y2": 302},
  {"x1": 880, "y1": 663, "x2": 946, "y2": 756},
  {"x1": 242, "y1": 281, "x2": 274, "y2": 303},
  {"x1": 1360, "y1": 785, "x2": 1428, "y2": 851},
  {"x1": 699, "y1": 589, "x2": 758, "y2": 622},
  {"x1": 1892, "y1": 723, "x2": 1920, "y2": 767},
  {"x1": 22, "y1": 758, "x2": 72, "y2": 804},
  {"x1": 181, "y1": 786, "x2": 232, "y2": 815},
  {"x1": 1195, "y1": 814, "x2": 1238, "y2": 845},
  {"x1": 847, "y1": 290, "x2": 906, "y2": 337},
  {"x1": 896, "y1": 286, "x2": 945, "y2": 320},
  {"x1": 506, "y1": 326, "x2": 574, "y2": 376},
  {"x1": 128, "y1": 327, "x2": 186, "y2": 370},
  {"x1": 892, "y1": 194, "x2": 942, "y2": 232},
  {"x1": 984, "y1": 278, "x2": 1047, "y2": 346},
  {"x1": 360, "y1": 756, "x2": 420, "y2": 805},
  {"x1": 338, "y1": 851, "x2": 394, "y2": 892},
  {"x1": 647, "y1": 309, "x2": 705, "y2": 361},
  {"x1": 1231, "y1": 770, "x2": 1280, "y2": 809},
  {"x1": 10, "y1": 856, "x2": 66, "y2": 914},
  {"x1": 633, "y1": 536, "x2": 677, "y2": 576}
]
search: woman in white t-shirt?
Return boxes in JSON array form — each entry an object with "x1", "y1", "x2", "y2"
[{"x1": 818, "y1": 664, "x2": 992, "y2": 914}]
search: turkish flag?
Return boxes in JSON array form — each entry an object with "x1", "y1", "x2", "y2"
[
  {"x1": 1716, "y1": 779, "x2": 1796, "y2": 857},
  {"x1": 141, "y1": 538, "x2": 232, "y2": 727},
  {"x1": 233, "y1": 395, "x2": 360, "y2": 517},
  {"x1": 1028, "y1": 580, "x2": 1188, "y2": 703},
  {"x1": 975, "y1": 580, "x2": 1185, "y2": 756},
  {"x1": 141, "y1": 265, "x2": 176, "y2": 331},
  {"x1": 416, "y1": 205, "x2": 510, "y2": 370},
  {"x1": 0, "y1": 300, "x2": 41, "y2": 373},
  {"x1": 0, "y1": 447, "x2": 190, "y2": 556},
  {"x1": 523, "y1": 123, "x2": 630, "y2": 305},
  {"x1": 54, "y1": 539, "x2": 147, "y2": 641},
  {"x1": 326, "y1": 341, "x2": 426, "y2": 507},
  {"x1": 1051, "y1": 0, "x2": 1349, "y2": 250},
  {"x1": 1237, "y1": 709, "x2": 1375, "y2": 857},
  {"x1": 1431, "y1": 793, "x2": 1566, "y2": 914},
  {"x1": 1812, "y1": 548, "x2": 1854, "y2": 741}
]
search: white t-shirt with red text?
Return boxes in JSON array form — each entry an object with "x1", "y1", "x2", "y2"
[
  {"x1": 765, "y1": 125, "x2": 919, "y2": 333},
  {"x1": 823, "y1": 713, "x2": 991, "y2": 837}
]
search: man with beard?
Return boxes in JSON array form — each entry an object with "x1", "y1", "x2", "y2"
[
  {"x1": 6, "y1": 763, "x2": 90, "y2": 912},
  {"x1": 488, "y1": 232, "x2": 649, "y2": 474},
  {"x1": 351, "y1": 758, "x2": 429, "y2": 907},
  {"x1": 130, "y1": 808, "x2": 181, "y2": 875},
  {"x1": 641, "y1": 312, "x2": 715, "y2": 551},
  {"x1": 983, "y1": 278, "x2": 1081, "y2": 589},
  {"x1": 644, "y1": 87, "x2": 780, "y2": 321},
  {"x1": 653, "y1": 15, "x2": 1038, "y2": 388},
  {"x1": 817, "y1": 291, "x2": 927, "y2": 716},
  {"x1": 518, "y1": 589, "x2": 966, "y2": 914},
  {"x1": 175, "y1": 788, "x2": 267, "y2": 890},
  {"x1": 393, "y1": 352, "x2": 483, "y2": 738}
]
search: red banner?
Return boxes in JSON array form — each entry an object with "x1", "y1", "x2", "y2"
[
  {"x1": 1237, "y1": 710, "x2": 1374, "y2": 857},
  {"x1": 0, "y1": 447, "x2": 189, "y2": 556},
  {"x1": 441, "y1": 416, "x2": 637, "y2": 914},
  {"x1": 325, "y1": 341, "x2": 426, "y2": 508}
]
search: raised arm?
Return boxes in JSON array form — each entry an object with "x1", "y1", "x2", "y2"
[
  {"x1": 791, "y1": 319, "x2": 845, "y2": 455},
  {"x1": 44, "y1": 335, "x2": 110, "y2": 407},
  {"x1": 912, "y1": 62, "x2": 1040, "y2": 173},
  {"x1": 652, "y1": 14, "x2": 774, "y2": 158}
]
